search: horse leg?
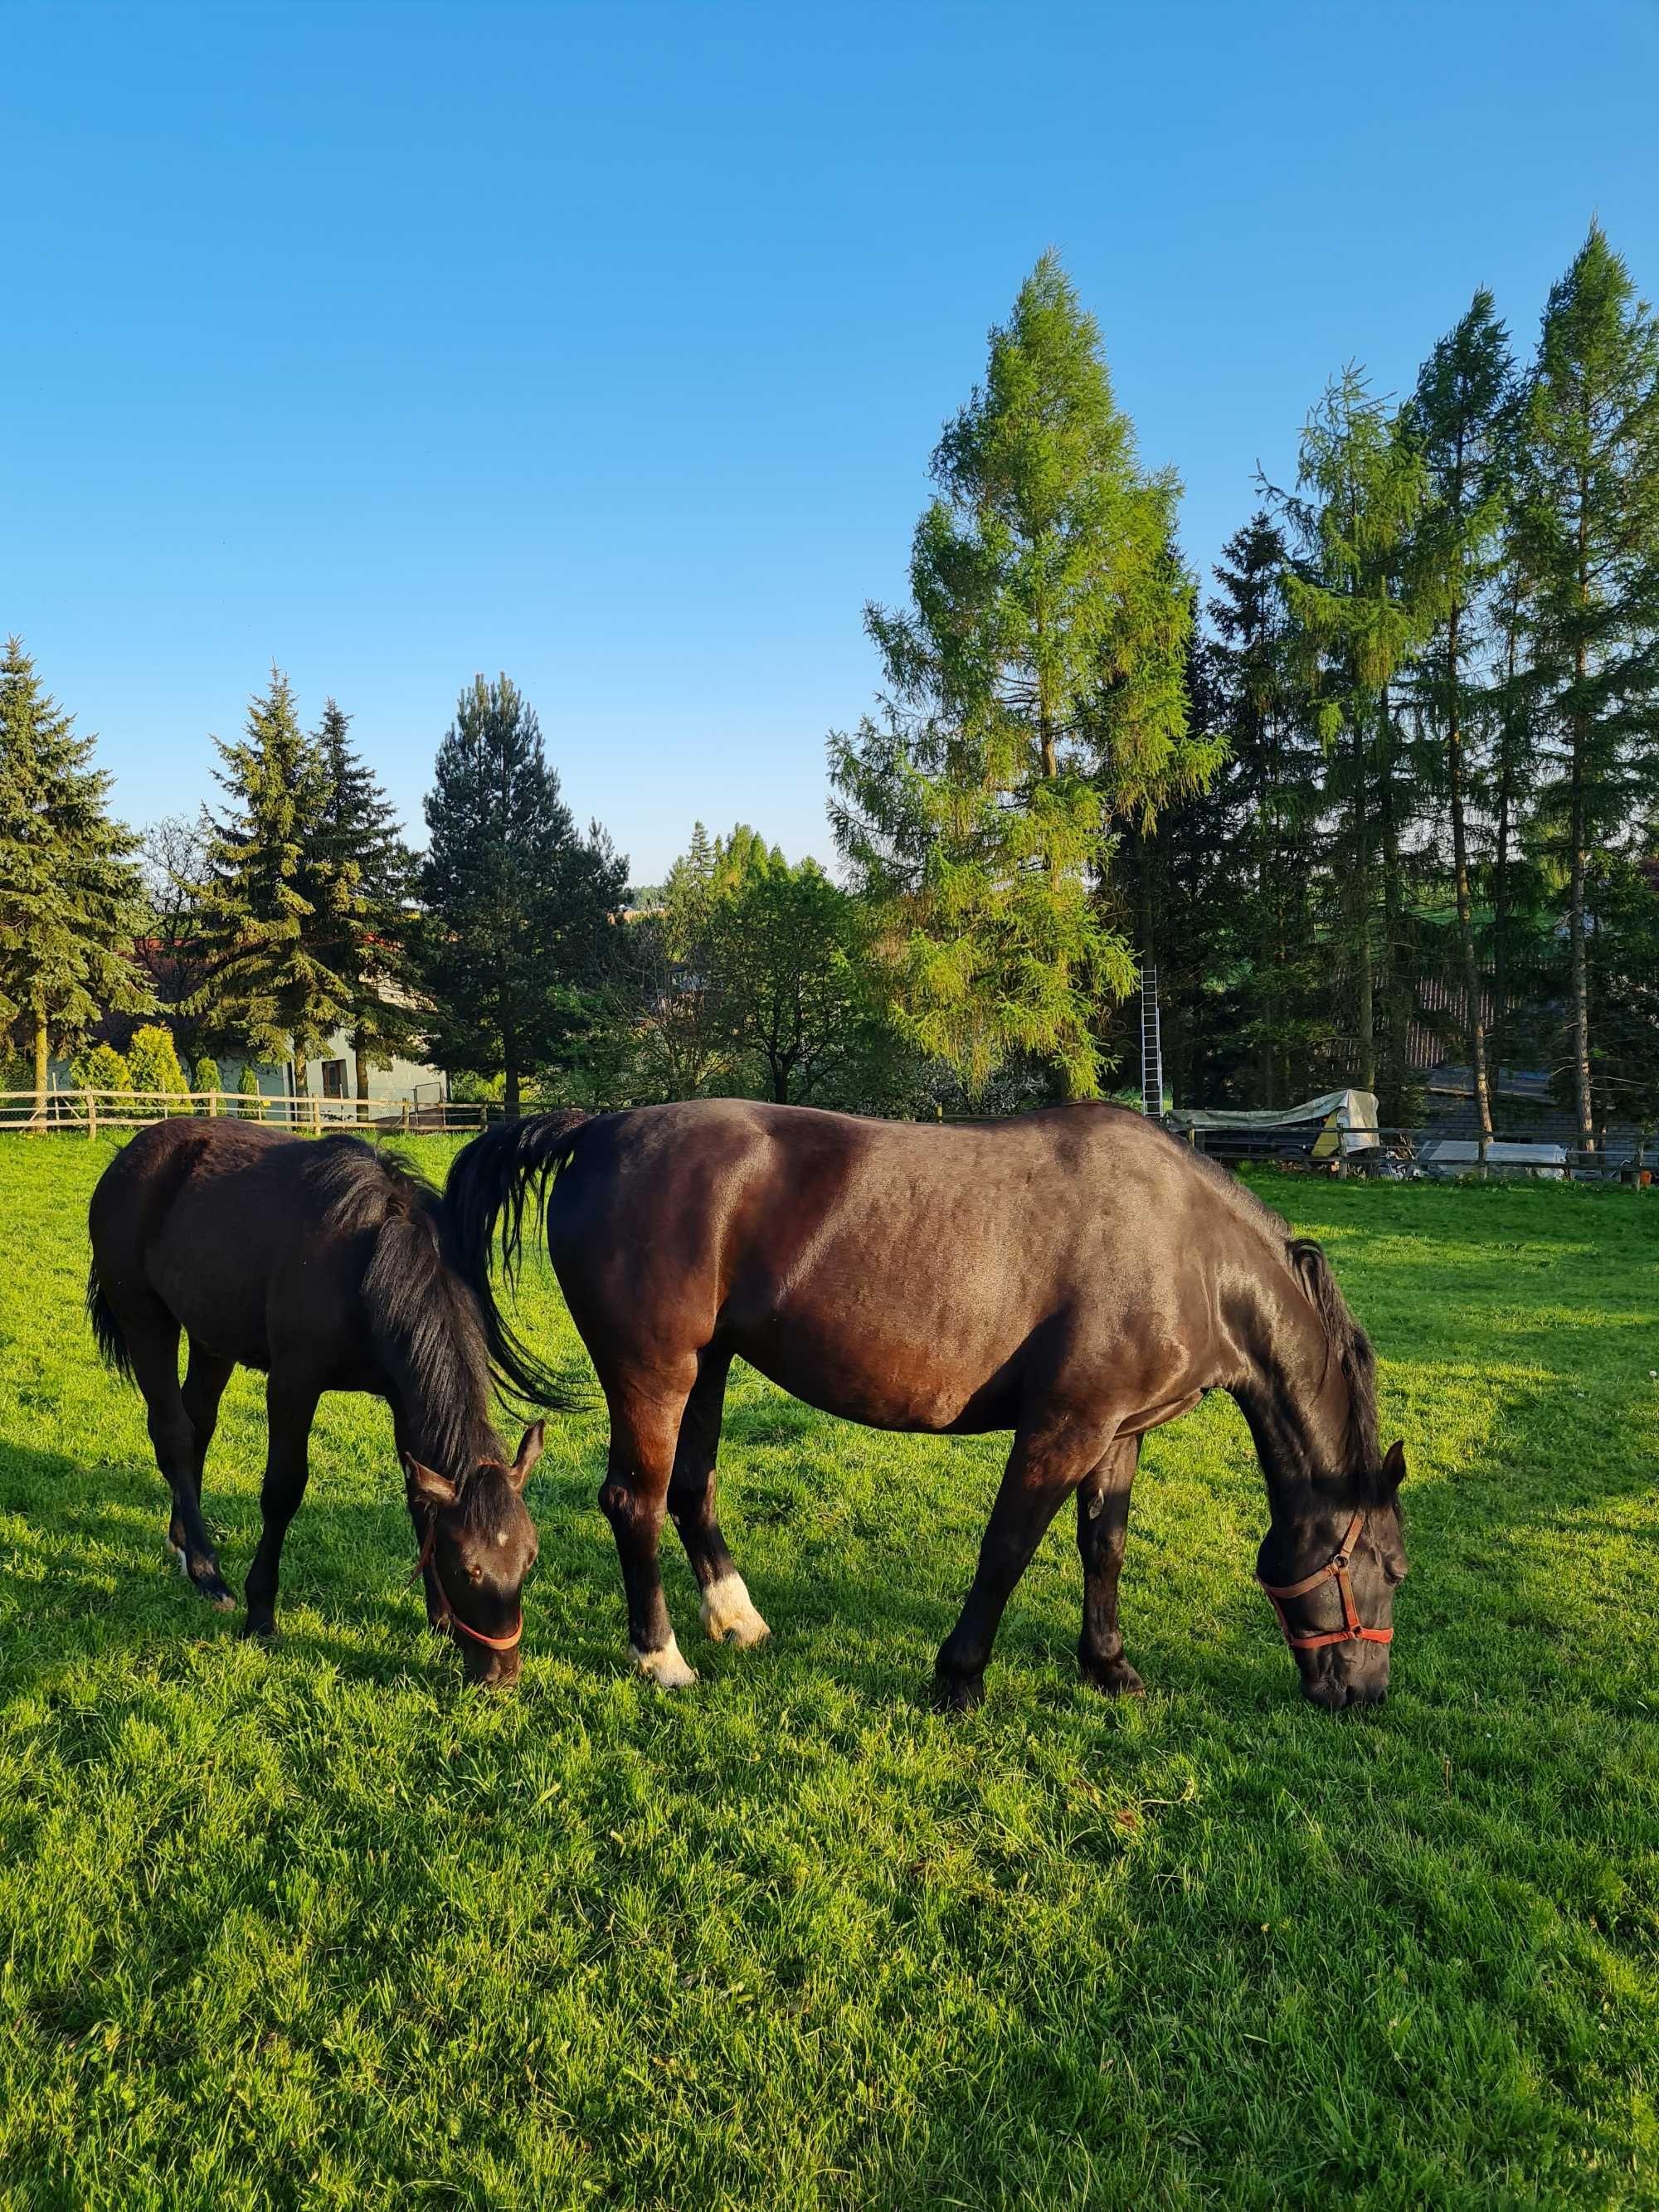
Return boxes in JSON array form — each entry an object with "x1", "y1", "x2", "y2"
[
  {"x1": 600, "y1": 1370, "x2": 698, "y2": 1688},
  {"x1": 934, "y1": 1417, "x2": 1113, "y2": 1712},
  {"x1": 125, "y1": 1312, "x2": 237, "y2": 1610},
  {"x1": 668, "y1": 1354, "x2": 769, "y2": 1648},
  {"x1": 242, "y1": 1374, "x2": 320, "y2": 1641},
  {"x1": 1077, "y1": 1432, "x2": 1145, "y2": 1696},
  {"x1": 175, "y1": 1339, "x2": 234, "y2": 1553}
]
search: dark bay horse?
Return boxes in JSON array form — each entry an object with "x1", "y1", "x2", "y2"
[
  {"x1": 446, "y1": 1101, "x2": 1407, "y2": 1711},
  {"x1": 87, "y1": 1120, "x2": 544, "y2": 1686}
]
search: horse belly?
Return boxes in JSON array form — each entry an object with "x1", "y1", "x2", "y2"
[{"x1": 727, "y1": 1297, "x2": 1024, "y2": 1434}]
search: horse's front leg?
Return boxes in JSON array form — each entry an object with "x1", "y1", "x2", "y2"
[
  {"x1": 242, "y1": 1375, "x2": 321, "y2": 1641},
  {"x1": 668, "y1": 1354, "x2": 769, "y2": 1649},
  {"x1": 934, "y1": 1415, "x2": 1115, "y2": 1712},
  {"x1": 601, "y1": 1369, "x2": 699, "y2": 1688},
  {"x1": 1077, "y1": 1432, "x2": 1144, "y2": 1695}
]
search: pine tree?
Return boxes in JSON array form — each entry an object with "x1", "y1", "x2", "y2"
[
  {"x1": 418, "y1": 674, "x2": 628, "y2": 1116},
  {"x1": 0, "y1": 637, "x2": 152, "y2": 1116},
  {"x1": 830, "y1": 254, "x2": 1214, "y2": 1100},
  {"x1": 314, "y1": 699, "x2": 418, "y2": 1117},
  {"x1": 1515, "y1": 224, "x2": 1659, "y2": 1150},
  {"x1": 192, "y1": 668, "x2": 353, "y2": 1091},
  {"x1": 1402, "y1": 292, "x2": 1517, "y2": 1139}
]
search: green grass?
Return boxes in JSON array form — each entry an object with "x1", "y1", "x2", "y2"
[{"x1": 1, "y1": 1136, "x2": 1656, "y2": 2209}]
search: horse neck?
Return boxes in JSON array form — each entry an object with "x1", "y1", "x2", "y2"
[{"x1": 1228, "y1": 1273, "x2": 1360, "y2": 1518}]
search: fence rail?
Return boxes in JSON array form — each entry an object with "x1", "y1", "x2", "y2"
[
  {"x1": 1184, "y1": 1121, "x2": 1651, "y2": 1184},
  {"x1": 0, "y1": 1088, "x2": 496, "y2": 1136}
]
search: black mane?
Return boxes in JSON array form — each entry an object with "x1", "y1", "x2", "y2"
[{"x1": 307, "y1": 1137, "x2": 504, "y2": 1483}]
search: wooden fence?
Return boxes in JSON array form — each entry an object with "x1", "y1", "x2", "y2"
[{"x1": 0, "y1": 1089, "x2": 496, "y2": 1136}]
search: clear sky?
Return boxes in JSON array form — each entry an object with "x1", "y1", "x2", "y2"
[{"x1": 7, "y1": 1, "x2": 1657, "y2": 885}]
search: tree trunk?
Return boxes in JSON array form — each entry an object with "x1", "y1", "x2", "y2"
[
  {"x1": 292, "y1": 1052, "x2": 308, "y2": 1113},
  {"x1": 1491, "y1": 616, "x2": 1520, "y2": 1100},
  {"x1": 504, "y1": 1057, "x2": 521, "y2": 1120},
  {"x1": 353, "y1": 1032, "x2": 371, "y2": 1124},
  {"x1": 32, "y1": 1011, "x2": 48, "y2": 1125},
  {"x1": 1351, "y1": 721, "x2": 1375, "y2": 1094},
  {"x1": 1379, "y1": 685, "x2": 1410, "y2": 1125},
  {"x1": 1569, "y1": 734, "x2": 1593, "y2": 1153},
  {"x1": 1446, "y1": 605, "x2": 1493, "y2": 1140}
]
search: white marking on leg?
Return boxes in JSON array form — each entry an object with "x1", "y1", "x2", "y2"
[
  {"x1": 699, "y1": 1570, "x2": 771, "y2": 1648},
  {"x1": 166, "y1": 1539, "x2": 188, "y2": 1577},
  {"x1": 630, "y1": 1633, "x2": 698, "y2": 1689}
]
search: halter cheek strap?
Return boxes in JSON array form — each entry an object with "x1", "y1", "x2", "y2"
[
  {"x1": 1258, "y1": 1507, "x2": 1394, "y2": 1652},
  {"x1": 412, "y1": 1517, "x2": 524, "y2": 1653}
]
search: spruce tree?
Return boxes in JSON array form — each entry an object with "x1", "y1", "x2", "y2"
[
  {"x1": 1276, "y1": 372, "x2": 1435, "y2": 1116},
  {"x1": 830, "y1": 253, "x2": 1213, "y2": 1100},
  {"x1": 1515, "y1": 224, "x2": 1659, "y2": 1150},
  {"x1": 314, "y1": 698, "x2": 418, "y2": 1116},
  {"x1": 1403, "y1": 292, "x2": 1516, "y2": 1138},
  {"x1": 0, "y1": 637, "x2": 152, "y2": 1116},
  {"x1": 418, "y1": 674, "x2": 628, "y2": 1116},
  {"x1": 192, "y1": 668, "x2": 353, "y2": 1091}
]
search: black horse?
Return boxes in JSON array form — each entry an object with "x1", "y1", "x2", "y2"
[
  {"x1": 87, "y1": 1120, "x2": 543, "y2": 1686},
  {"x1": 446, "y1": 1100, "x2": 1408, "y2": 1710}
]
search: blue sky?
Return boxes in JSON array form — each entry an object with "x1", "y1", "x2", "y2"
[{"x1": 7, "y1": 1, "x2": 1657, "y2": 884}]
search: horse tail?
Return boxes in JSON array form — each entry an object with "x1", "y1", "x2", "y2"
[
  {"x1": 86, "y1": 1265, "x2": 135, "y2": 1382},
  {"x1": 1286, "y1": 1236, "x2": 1380, "y2": 1474},
  {"x1": 440, "y1": 1111, "x2": 594, "y2": 1406}
]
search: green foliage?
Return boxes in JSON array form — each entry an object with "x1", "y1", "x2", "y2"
[
  {"x1": 191, "y1": 1055, "x2": 220, "y2": 1104},
  {"x1": 417, "y1": 674, "x2": 629, "y2": 1116},
  {"x1": 192, "y1": 668, "x2": 353, "y2": 1074},
  {"x1": 2, "y1": 1143, "x2": 1657, "y2": 2204},
  {"x1": 125, "y1": 1023, "x2": 189, "y2": 1111},
  {"x1": 832, "y1": 254, "x2": 1215, "y2": 1101},
  {"x1": 69, "y1": 1041, "x2": 130, "y2": 1092},
  {"x1": 236, "y1": 1060, "x2": 265, "y2": 1120},
  {"x1": 0, "y1": 637, "x2": 153, "y2": 1102},
  {"x1": 313, "y1": 698, "x2": 420, "y2": 1080}
]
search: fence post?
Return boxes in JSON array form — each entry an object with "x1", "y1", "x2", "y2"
[
  {"x1": 207, "y1": 1090, "x2": 218, "y2": 1119},
  {"x1": 401, "y1": 1099, "x2": 409, "y2": 1135},
  {"x1": 85, "y1": 1088, "x2": 96, "y2": 1140}
]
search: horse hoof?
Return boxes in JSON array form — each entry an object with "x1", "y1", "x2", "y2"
[
  {"x1": 932, "y1": 1669, "x2": 985, "y2": 1714},
  {"x1": 1081, "y1": 1655, "x2": 1146, "y2": 1699},
  {"x1": 698, "y1": 1573, "x2": 771, "y2": 1647},
  {"x1": 630, "y1": 1636, "x2": 698, "y2": 1689},
  {"x1": 241, "y1": 1615, "x2": 278, "y2": 1643},
  {"x1": 197, "y1": 1578, "x2": 237, "y2": 1612}
]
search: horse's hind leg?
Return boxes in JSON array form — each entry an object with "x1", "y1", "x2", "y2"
[
  {"x1": 600, "y1": 1369, "x2": 698, "y2": 1688},
  {"x1": 125, "y1": 1314, "x2": 236, "y2": 1611},
  {"x1": 934, "y1": 1416, "x2": 1113, "y2": 1713},
  {"x1": 669, "y1": 1354, "x2": 770, "y2": 1649},
  {"x1": 173, "y1": 1340, "x2": 235, "y2": 1552},
  {"x1": 1077, "y1": 1433, "x2": 1144, "y2": 1697}
]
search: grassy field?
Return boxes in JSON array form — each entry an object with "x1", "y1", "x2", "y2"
[{"x1": 0, "y1": 1134, "x2": 1655, "y2": 2209}]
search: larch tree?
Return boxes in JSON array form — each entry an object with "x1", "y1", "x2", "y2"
[
  {"x1": 192, "y1": 668, "x2": 353, "y2": 1094},
  {"x1": 1404, "y1": 290, "x2": 1517, "y2": 1140},
  {"x1": 0, "y1": 637, "x2": 151, "y2": 1116},
  {"x1": 1515, "y1": 223, "x2": 1659, "y2": 1150},
  {"x1": 418, "y1": 674, "x2": 628, "y2": 1117},
  {"x1": 314, "y1": 698, "x2": 419, "y2": 1116},
  {"x1": 830, "y1": 252, "x2": 1210, "y2": 1101}
]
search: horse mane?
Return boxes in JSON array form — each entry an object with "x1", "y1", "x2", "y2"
[
  {"x1": 305, "y1": 1136, "x2": 504, "y2": 1482},
  {"x1": 1158, "y1": 1128, "x2": 1385, "y2": 1493}
]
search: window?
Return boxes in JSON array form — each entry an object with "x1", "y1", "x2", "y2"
[{"x1": 321, "y1": 1059, "x2": 348, "y2": 1100}]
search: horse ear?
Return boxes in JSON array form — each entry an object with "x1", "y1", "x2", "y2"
[
  {"x1": 1380, "y1": 1440, "x2": 1407, "y2": 1492},
  {"x1": 508, "y1": 1421, "x2": 545, "y2": 1492},
  {"x1": 404, "y1": 1454, "x2": 459, "y2": 1510}
]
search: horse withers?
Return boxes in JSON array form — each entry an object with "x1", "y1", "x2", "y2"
[
  {"x1": 446, "y1": 1100, "x2": 1408, "y2": 1712},
  {"x1": 86, "y1": 1119, "x2": 545, "y2": 1686}
]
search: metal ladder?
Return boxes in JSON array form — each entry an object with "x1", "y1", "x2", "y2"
[{"x1": 1139, "y1": 964, "x2": 1163, "y2": 1118}]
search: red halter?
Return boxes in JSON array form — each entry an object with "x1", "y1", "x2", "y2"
[
  {"x1": 1258, "y1": 1507, "x2": 1394, "y2": 1653},
  {"x1": 412, "y1": 1517, "x2": 523, "y2": 1653}
]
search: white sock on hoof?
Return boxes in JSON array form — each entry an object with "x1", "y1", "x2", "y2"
[
  {"x1": 166, "y1": 1539, "x2": 187, "y2": 1577},
  {"x1": 630, "y1": 1633, "x2": 698, "y2": 1689},
  {"x1": 699, "y1": 1570, "x2": 771, "y2": 1647}
]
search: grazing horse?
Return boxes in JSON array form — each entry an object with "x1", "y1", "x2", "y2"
[
  {"x1": 445, "y1": 1101, "x2": 1407, "y2": 1711},
  {"x1": 87, "y1": 1120, "x2": 544, "y2": 1686}
]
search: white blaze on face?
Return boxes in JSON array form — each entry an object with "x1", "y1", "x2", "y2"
[
  {"x1": 630, "y1": 1633, "x2": 697, "y2": 1689},
  {"x1": 699, "y1": 1571, "x2": 771, "y2": 1647}
]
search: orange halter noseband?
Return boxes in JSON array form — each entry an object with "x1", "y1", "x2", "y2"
[
  {"x1": 412, "y1": 1516, "x2": 523, "y2": 1653},
  {"x1": 1258, "y1": 1507, "x2": 1394, "y2": 1653}
]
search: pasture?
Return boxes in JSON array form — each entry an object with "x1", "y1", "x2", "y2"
[{"x1": 0, "y1": 1135, "x2": 1655, "y2": 2210}]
